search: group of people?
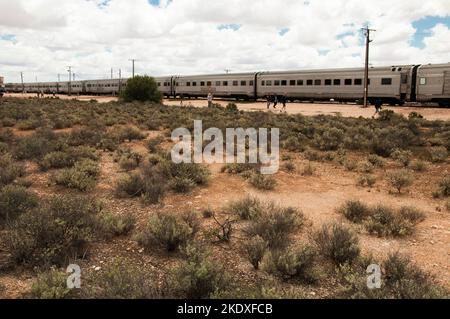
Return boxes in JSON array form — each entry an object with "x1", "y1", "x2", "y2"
[{"x1": 266, "y1": 94, "x2": 287, "y2": 112}]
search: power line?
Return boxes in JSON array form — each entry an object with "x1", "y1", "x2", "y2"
[{"x1": 362, "y1": 26, "x2": 376, "y2": 108}]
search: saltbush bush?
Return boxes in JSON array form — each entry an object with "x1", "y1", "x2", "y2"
[
  {"x1": 0, "y1": 185, "x2": 38, "y2": 225},
  {"x1": 5, "y1": 195, "x2": 100, "y2": 267},
  {"x1": 170, "y1": 243, "x2": 229, "y2": 299},
  {"x1": 137, "y1": 212, "x2": 199, "y2": 252},
  {"x1": 247, "y1": 203, "x2": 304, "y2": 248},
  {"x1": 120, "y1": 76, "x2": 163, "y2": 103},
  {"x1": 314, "y1": 223, "x2": 361, "y2": 265}
]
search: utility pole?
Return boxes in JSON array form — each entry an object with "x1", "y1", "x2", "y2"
[
  {"x1": 67, "y1": 66, "x2": 72, "y2": 96},
  {"x1": 362, "y1": 26, "x2": 376, "y2": 108},
  {"x1": 129, "y1": 59, "x2": 137, "y2": 78},
  {"x1": 20, "y1": 72, "x2": 24, "y2": 93},
  {"x1": 119, "y1": 69, "x2": 122, "y2": 92}
]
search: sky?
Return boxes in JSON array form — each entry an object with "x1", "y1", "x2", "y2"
[{"x1": 0, "y1": 0, "x2": 449, "y2": 83}]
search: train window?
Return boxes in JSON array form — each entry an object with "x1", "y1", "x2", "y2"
[
  {"x1": 207, "y1": 81, "x2": 212, "y2": 86},
  {"x1": 333, "y1": 79, "x2": 341, "y2": 85},
  {"x1": 325, "y1": 79, "x2": 332, "y2": 86},
  {"x1": 281, "y1": 80, "x2": 287, "y2": 86},
  {"x1": 223, "y1": 81, "x2": 228, "y2": 86},
  {"x1": 297, "y1": 80, "x2": 304, "y2": 86},
  {"x1": 266, "y1": 80, "x2": 272, "y2": 86},
  {"x1": 345, "y1": 79, "x2": 352, "y2": 85},
  {"x1": 186, "y1": 82, "x2": 191, "y2": 87},
  {"x1": 354, "y1": 79, "x2": 363, "y2": 85},
  {"x1": 200, "y1": 82, "x2": 205, "y2": 86},
  {"x1": 314, "y1": 79, "x2": 321, "y2": 86},
  {"x1": 233, "y1": 81, "x2": 238, "y2": 86},
  {"x1": 216, "y1": 81, "x2": 221, "y2": 86},
  {"x1": 290, "y1": 80, "x2": 296, "y2": 86},
  {"x1": 241, "y1": 81, "x2": 247, "y2": 86},
  {"x1": 307, "y1": 80, "x2": 313, "y2": 86},
  {"x1": 420, "y1": 78, "x2": 426, "y2": 85},
  {"x1": 381, "y1": 78, "x2": 392, "y2": 85},
  {"x1": 249, "y1": 80, "x2": 254, "y2": 86}
]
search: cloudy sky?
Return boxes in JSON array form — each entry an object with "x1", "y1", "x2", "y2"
[{"x1": 0, "y1": 0, "x2": 449, "y2": 83}]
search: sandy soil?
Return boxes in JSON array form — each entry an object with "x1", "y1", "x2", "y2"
[{"x1": 5, "y1": 93, "x2": 450, "y2": 121}]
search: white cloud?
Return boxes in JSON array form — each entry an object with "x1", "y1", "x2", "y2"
[{"x1": 0, "y1": 0, "x2": 449, "y2": 82}]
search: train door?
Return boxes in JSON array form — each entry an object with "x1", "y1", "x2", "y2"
[
  {"x1": 444, "y1": 71, "x2": 450, "y2": 95},
  {"x1": 82, "y1": 81, "x2": 87, "y2": 95}
]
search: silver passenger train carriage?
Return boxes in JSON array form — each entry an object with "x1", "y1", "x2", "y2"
[{"x1": 4, "y1": 63, "x2": 450, "y2": 106}]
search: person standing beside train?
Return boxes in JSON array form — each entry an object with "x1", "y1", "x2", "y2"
[
  {"x1": 372, "y1": 99, "x2": 383, "y2": 118},
  {"x1": 207, "y1": 92, "x2": 213, "y2": 108}
]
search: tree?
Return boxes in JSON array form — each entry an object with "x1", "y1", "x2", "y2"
[{"x1": 121, "y1": 75, "x2": 163, "y2": 103}]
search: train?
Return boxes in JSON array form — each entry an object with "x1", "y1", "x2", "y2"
[{"x1": 4, "y1": 63, "x2": 450, "y2": 106}]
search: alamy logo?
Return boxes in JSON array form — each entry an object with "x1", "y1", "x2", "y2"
[
  {"x1": 67, "y1": 264, "x2": 81, "y2": 289},
  {"x1": 367, "y1": 264, "x2": 382, "y2": 290},
  {"x1": 171, "y1": 120, "x2": 280, "y2": 175}
]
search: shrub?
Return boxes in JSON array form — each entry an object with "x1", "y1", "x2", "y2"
[
  {"x1": 54, "y1": 159, "x2": 100, "y2": 192},
  {"x1": 358, "y1": 161, "x2": 374, "y2": 174},
  {"x1": 437, "y1": 176, "x2": 450, "y2": 197},
  {"x1": 170, "y1": 243, "x2": 229, "y2": 299},
  {"x1": 0, "y1": 185, "x2": 38, "y2": 225},
  {"x1": 314, "y1": 223, "x2": 360, "y2": 265},
  {"x1": 120, "y1": 76, "x2": 163, "y2": 103},
  {"x1": 5, "y1": 195, "x2": 100, "y2": 267},
  {"x1": 137, "y1": 212, "x2": 199, "y2": 252},
  {"x1": 96, "y1": 213, "x2": 136, "y2": 239},
  {"x1": 226, "y1": 103, "x2": 239, "y2": 112},
  {"x1": 283, "y1": 136, "x2": 305, "y2": 152},
  {"x1": 410, "y1": 160, "x2": 428, "y2": 172},
  {"x1": 169, "y1": 177, "x2": 197, "y2": 193},
  {"x1": 202, "y1": 207, "x2": 214, "y2": 219},
  {"x1": 357, "y1": 174, "x2": 376, "y2": 188},
  {"x1": 31, "y1": 269, "x2": 73, "y2": 299},
  {"x1": 387, "y1": 169, "x2": 413, "y2": 194},
  {"x1": 365, "y1": 205, "x2": 424, "y2": 237},
  {"x1": 249, "y1": 173, "x2": 277, "y2": 191},
  {"x1": 146, "y1": 136, "x2": 164, "y2": 153},
  {"x1": 314, "y1": 128, "x2": 344, "y2": 151},
  {"x1": 15, "y1": 136, "x2": 53, "y2": 160},
  {"x1": 303, "y1": 149, "x2": 323, "y2": 162},
  {"x1": 428, "y1": 147, "x2": 448, "y2": 163},
  {"x1": 371, "y1": 127, "x2": 415, "y2": 157},
  {"x1": 115, "y1": 125, "x2": 147, "y2": 142},
  {"x1": 338, "y1": 200, "x2": 372, "y2": 224},
  {"x1": 247, "y1": 204, "x2": 304, "y2": 248},
  {"x1": 301, "y1": 162, "x2": 315, "y2": 176},
  {"x1": 86, "y1": 259, "x2": 163, "y2": 299},
  {"x1": 244, "y1": 236, "x2": 268, "y2": 270},
  {"x1": 0, "y1": 154, "x2": 25, "y2": 187},
  {"x1": 391, "y1": 149, "x2": 413, "y2": 167},
  {"x1": 367, "y1": 154, "x2": 386, "y2": 168},
  {"x1": 344, "y1": 159, "x2": 357, "y2": 171},
  {"x1": 383, "y1": 253, "x2": 448, "y2": 299},
  {"x1": 262, "y1": 245, "x2": 317, "y2": 282},
  {"x1": 282, "y1": 161, "x2": 296, "y2": 173},
  {"x1": 115, "y1": 148, "x2": 143, "y2": 171},
  {"x1": 229, "y1": 196, "x2": 263, "y2": 220}
]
